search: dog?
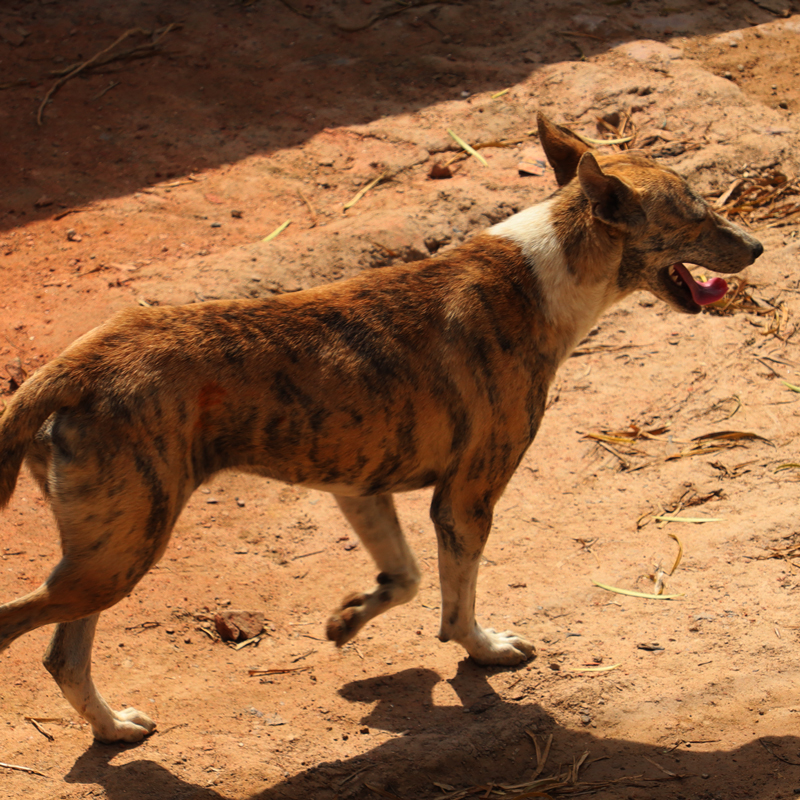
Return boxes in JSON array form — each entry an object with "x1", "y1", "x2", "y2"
[{"x1": 0, "y1": 114, "x2": 763, "y2": 743}]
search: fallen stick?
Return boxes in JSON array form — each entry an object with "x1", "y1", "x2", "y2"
[
  {"x1": 0, "y1": 762, "x2": 49, "y2": 778},
  {"x1": 25, "y1": 717, "x2": 54, "y2": 742},
  {"x1": 38, "y1": 24, "x2": 174, "y2": 126}
]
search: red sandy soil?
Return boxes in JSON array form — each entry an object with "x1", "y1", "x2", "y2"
[{"x1": 3, "y1": 2, "x2": 800, "y2": 799}]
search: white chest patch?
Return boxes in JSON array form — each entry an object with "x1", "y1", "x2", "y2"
[{"x1": 489, "y1": 201, "x2": 617, "y2": 362}]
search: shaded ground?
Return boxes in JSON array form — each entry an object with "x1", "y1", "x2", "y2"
[{"x1": 3, "y1": 1, "x2": 800, "y2": 799}]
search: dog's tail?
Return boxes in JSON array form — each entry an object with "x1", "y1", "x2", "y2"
[{"x1": 0, "y1": 360, "x2": 85, "y2": 509}]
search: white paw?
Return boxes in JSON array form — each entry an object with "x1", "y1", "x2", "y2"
[
  {"x1": 93, "y1": 707, "x2": 156, "y2": 743},
  {"x1": 467, "y1": 627, "x2": 536, "y2": 666}
]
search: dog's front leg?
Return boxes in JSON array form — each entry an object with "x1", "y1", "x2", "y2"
[
  {"x1": 431, "y1": 489, "x2": 535, "y2": 665},
  {"x1": 43, "y1": 615, "x2": 156, "y2": 743},
  {"x1": 326, "y1": 493, "x2": 421, "y2": 646}
]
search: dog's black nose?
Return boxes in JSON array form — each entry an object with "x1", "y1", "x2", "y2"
[{"x1": 753, "y1": 241, "x2": 764, "y2": 259}]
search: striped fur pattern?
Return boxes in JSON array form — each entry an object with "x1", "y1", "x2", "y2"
[{"x1": 0, "y1": 114, "x2": 762, "y2": 743}]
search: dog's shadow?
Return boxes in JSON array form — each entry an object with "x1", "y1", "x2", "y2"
[
  {"x1": 62, "y1": 661, "x2": 800, "y2": 800},
  {"x1": 64, "y1": 744, "x2": 225, "y2": 800},
  {"x1": 337, "y1": 658, "x2": 519, "y2": 731}
]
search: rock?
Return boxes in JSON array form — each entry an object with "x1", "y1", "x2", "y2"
[{"x1": 214, "y1": 610, "x2": 265, "y2": 641}]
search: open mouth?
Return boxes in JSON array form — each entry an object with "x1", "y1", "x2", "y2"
[{"x1": 666, "y1": 263, "x2": 729, "y2": 309}]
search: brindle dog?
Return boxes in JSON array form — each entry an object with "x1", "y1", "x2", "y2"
[{"x1": 0, "y1": 114, "x2": 762, "y2": 742}]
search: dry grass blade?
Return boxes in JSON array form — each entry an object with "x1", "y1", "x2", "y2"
[
  {"x1": 751, "y1": 534, "x2": 800, "y2": 564},
  {"x1": 643, "y1": 757, "x2": 684, "y2": 778},
  {"x1": 248, "y1": 666, "x2": 309, "y2": 676},
  {"x1": 709, "y1": 394, "x2": 742, "y2": 421},
  {"x1": 666, "y1": 430, "x2": 770, "y2": 461},
  {"x1": 583, "y1": 430, "x2": 641, "y2": 446},
  {"x1": 262, "y1": 220, "x2": 292, "y2": 242},
  {"x1": 592, "y1": 581, "x2": 683, "y2": 599},
  {"x1": 525, "y1": 731, "x2": 553, "y2": 782},
  {"x1": 344, "y1": 172, "x2": 391, "y2": 210},
  {"x1": 716, "y1": 168, "x2": 800, "y2": 224},
  {"x1": 583, "y1": 424, "x2": 671, "y2": 445},
  {"x1": 692, "y1": 430, "x2": 771, "y2": 444},
  {"x1": 565, "y1": 663, "x2": 621, "y2": 673},
  {"x1": 447, "y1": 129, "x2": 489, "y2": 166},
  {"x1": 581, "y1": 134, "x2": 634, "y2": 146},
  {"x1": 297, "y1": 189, "x2": 317, "y2": 227},
  {"x1": 442, "y1": 734, "x2": 686, "y2": 799},
  {"x1": 706, "y1": 277, "x2": 784, "y2": 318},
  {"x1": 782, "y1": 381, "x2": 800, "y2": 393},
  {"x1": 760, "y1": 738, "x2": 800, "y2": 766},
  {"x1": 654, "y1": 515, "x2": 721, "y2": 524},
  {"x1": 668, "y1": 533, "x2": 684, "y2": 575}
]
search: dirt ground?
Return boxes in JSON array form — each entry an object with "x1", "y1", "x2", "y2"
[{"x1": 4, "y1": 1, "x2": 800, "y2": 798}]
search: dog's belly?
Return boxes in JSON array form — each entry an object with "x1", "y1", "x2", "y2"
[
  {"x1": 205, "y1": 405, "x2": 450, "y2": 496},
  {"x1": 240, "y1": 466, "x2": 439, "y2": 497}
]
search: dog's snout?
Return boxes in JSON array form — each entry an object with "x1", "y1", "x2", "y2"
[{"x1": 752, "y1": 240, "x2": 764, "y2": 260}]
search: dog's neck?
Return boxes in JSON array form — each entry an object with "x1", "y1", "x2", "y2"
[{"x1": 489, "y1": 196, "x2": 623, "y2": 363}]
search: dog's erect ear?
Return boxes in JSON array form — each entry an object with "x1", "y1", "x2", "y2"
[
  {"x1": 537, "y1": 112, "x2": 593, "y2": 187},
  {"x1": 577, "y1": 152, "x2": 646, "y2": 229}
]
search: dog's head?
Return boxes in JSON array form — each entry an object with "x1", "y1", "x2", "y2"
[{"x1": 538, "y1": 113, "x2": 763, "y2": 314}]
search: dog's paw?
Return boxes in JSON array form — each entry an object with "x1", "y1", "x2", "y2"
[
  {"x1": 466, "y1": 628, "x2": 536, "y2": 666},
  {"x1": 92, "y1": 707, "x2": 157, "y2": 744},
  {"x1": 326, "y1": 591, "x2": 369, "y2": 647}
]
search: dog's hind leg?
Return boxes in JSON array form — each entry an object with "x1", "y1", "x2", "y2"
[
  {"x1": 326, "y1": 494, "x2": 421, "y2": 646},
  {"x1": 0, "y1": 521, "x2": 170, "y2": 742},
  {"x1": 43, "y1": 615, "x2": 156, "y2": 742},
  {"x1": 0, "y1": 435, "x2": 185, "y2": 741}
]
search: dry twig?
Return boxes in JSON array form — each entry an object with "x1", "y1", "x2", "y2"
[
  {"x1": 38, "y1": 24, "x2": 175, "y2": 125},
  {"x1": 0, "y1": 762, "x2": 49, "y2": 778}
]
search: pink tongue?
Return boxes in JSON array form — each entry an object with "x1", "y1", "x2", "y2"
[{"x1": 674, "y1": 263, "x2": 729, "y2": 306}]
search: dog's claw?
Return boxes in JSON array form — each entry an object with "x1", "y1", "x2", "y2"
[
  {"x1": 465, "y1": 627, "x2": 536, "y2": 666},
  {"x1": 92, "y1": 707, "x2": 156, "y2": 744},
  {"x1": 326, "y1": 605, "x2": 362, "y2": 646}
]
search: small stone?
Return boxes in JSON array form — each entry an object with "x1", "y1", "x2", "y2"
[{"x1": 214, "y1": 610, "x2": 266, "y2": 642}]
